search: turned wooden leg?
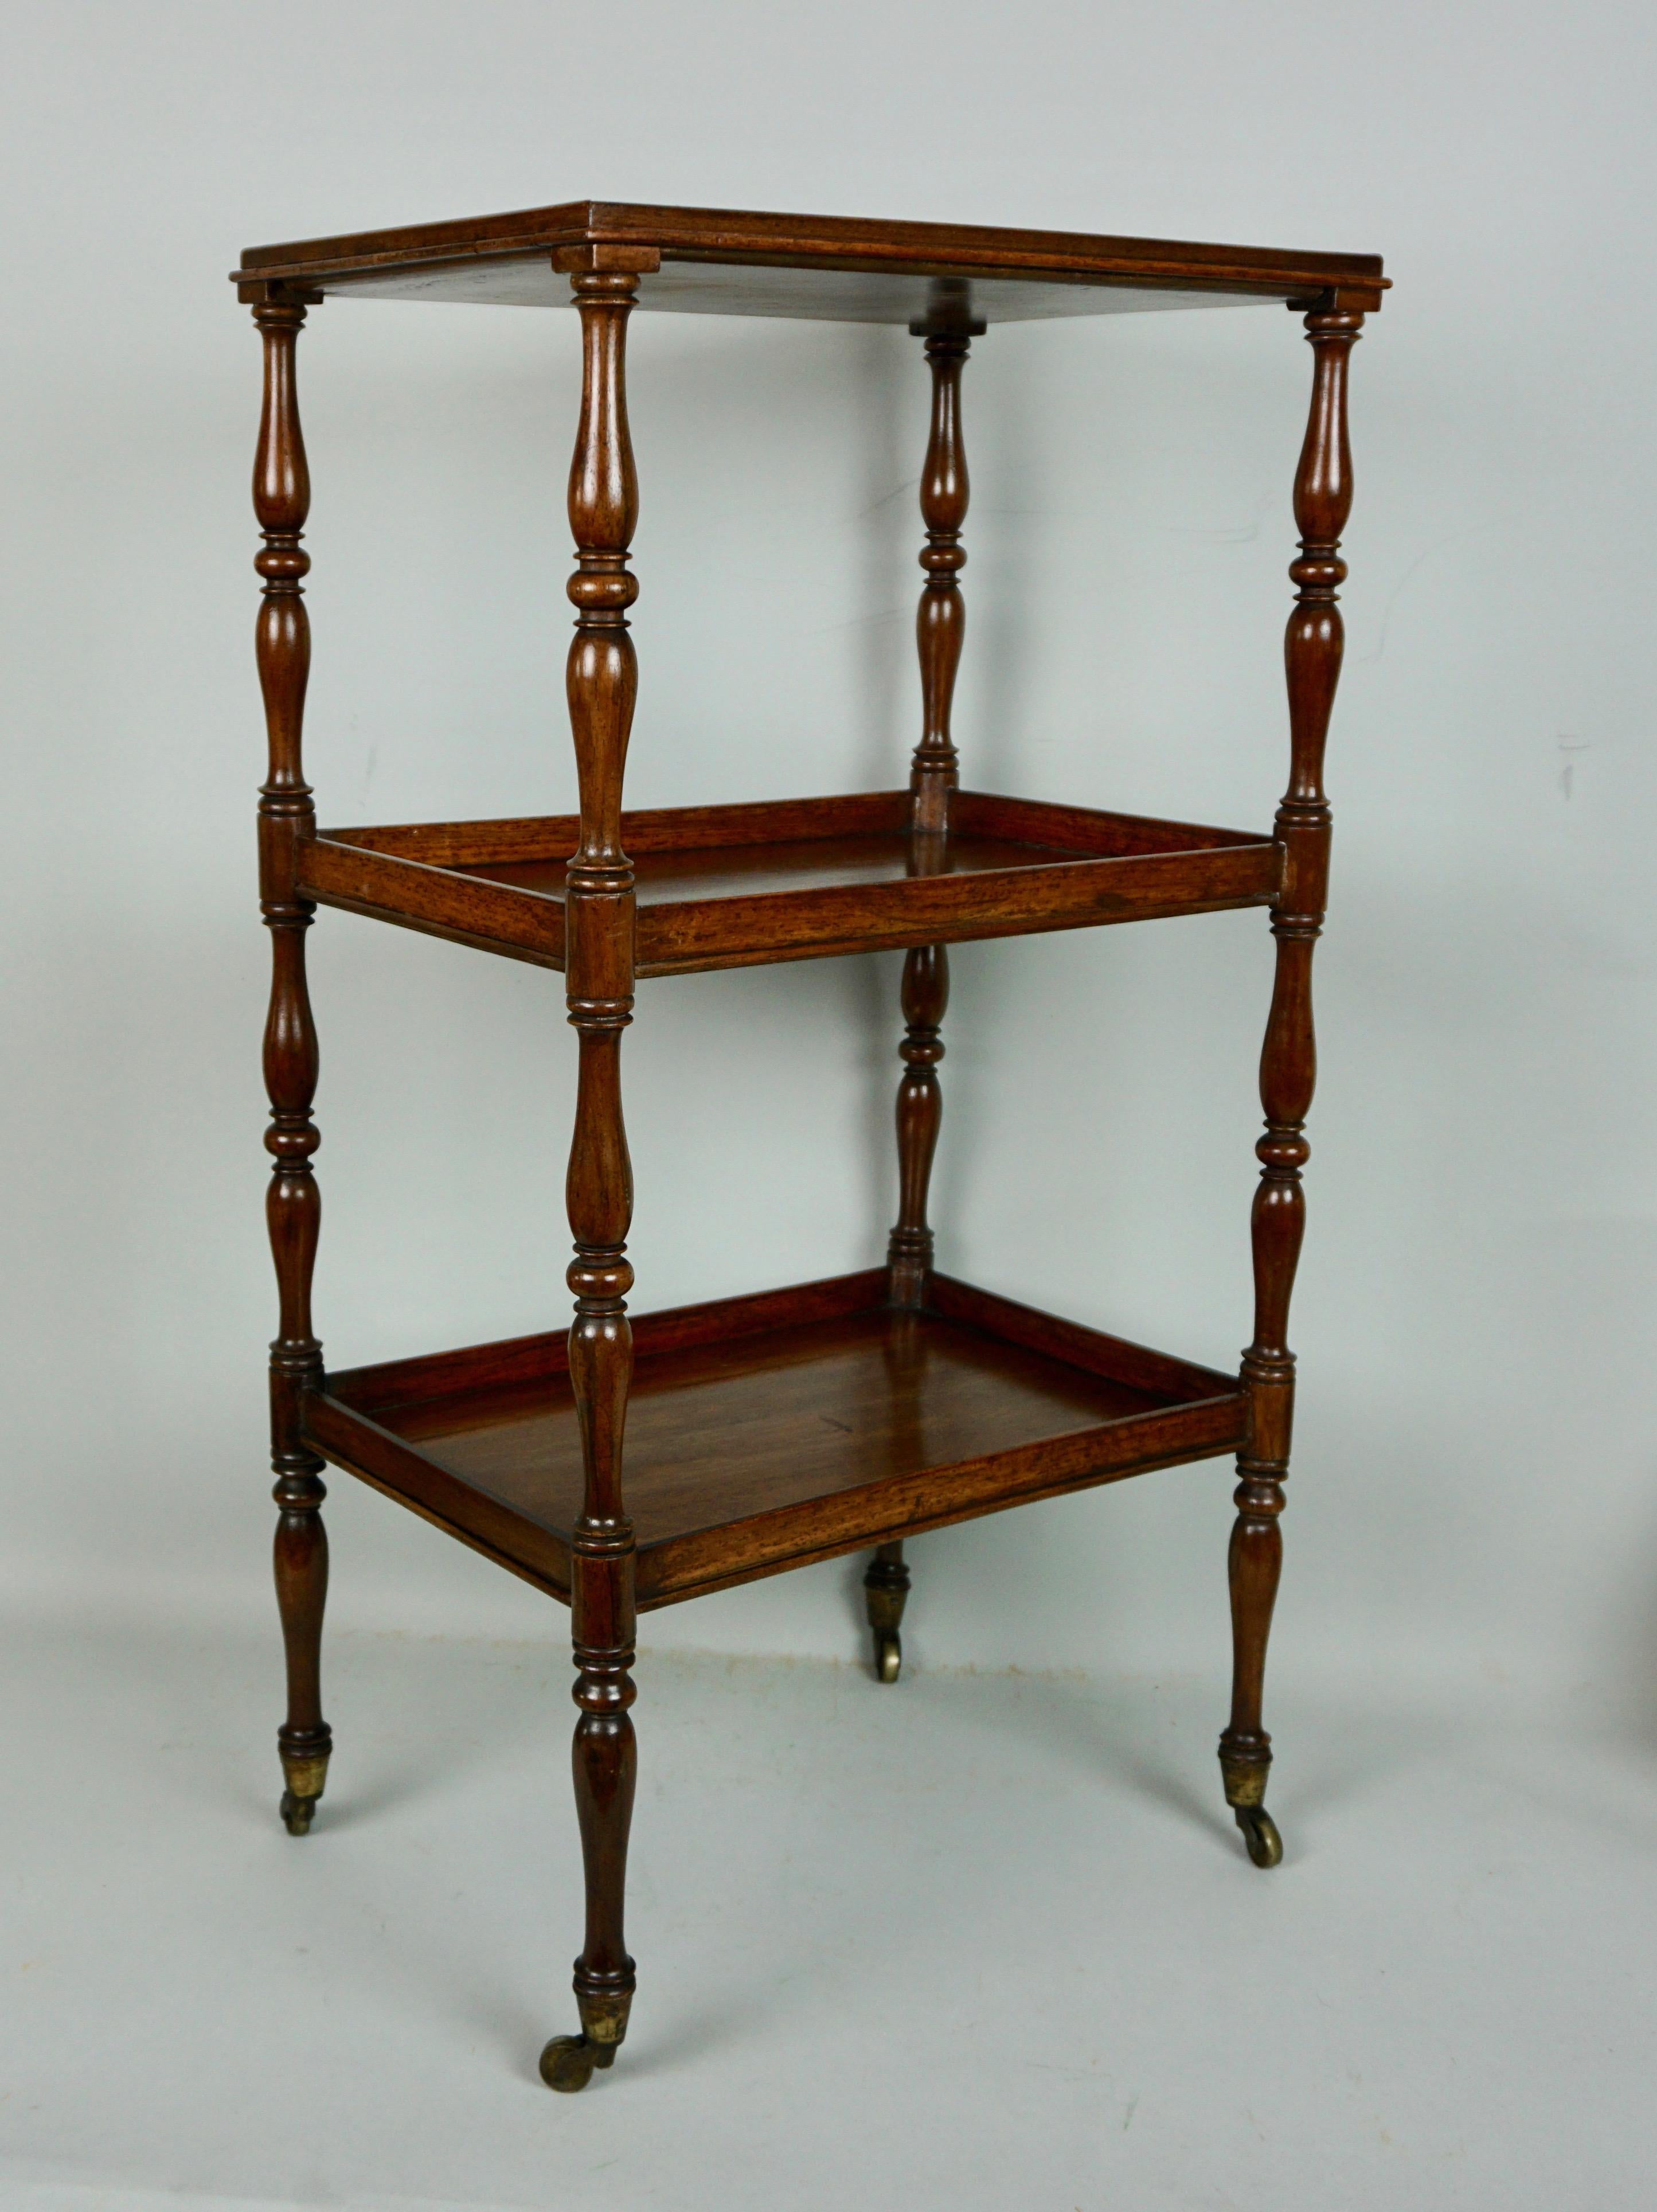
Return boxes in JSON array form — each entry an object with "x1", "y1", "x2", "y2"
[
  {"x1": 1221, "y1": 1462, "x2": 1284, "y2": 1868},
  {"x1": 886, "y1": 943, "x2": 949, "y2": 1310},
  {"x1": 540, "y1": 253, "x2": 643, "y2": 2089},
  {"x1": 253, "y1": 291, "x2": 332, "y2": 1836},
  {"x1": 543, "y1": 1043, "x2": 640, "y2": 2089},
  {"x1": 863, "y1": 1540, "x2": 911, "y2": 1684},
  {"x1": 541, "y1": 1585, "x2": 638, "y2": 2092},
  {"x1": 863, "y1": 317, "x2": 980, "y2": 1680},
  {"x1": 1221, "y1": 305, "x2": 1363, "y2": 1868},
  {"x1": 274, "y1": 1459, "x2": 330, "y2": 1835},
  {"x1": 880, "y1": 947, "x2": 948, "y2": 1711},
  {"x1": 268, "y1": 903, "x2": 330, "y2": 1839}
]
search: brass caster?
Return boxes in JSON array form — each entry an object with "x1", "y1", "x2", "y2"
[
  {"x1": 1235, "y1": 1805, "x2": 1283, "y2": 1868},
  {"x1": 540, "y1": 2035, "x2": 618, "y2": 2093},
  {"x1": 875, "y1": 1633, "x2": 902, "y2": 1684},
  {"x1": 280, "y1": 1789, "x2": 318, "y2": 1838},
  {"x1": 279, "y1": 1747, "x2": 328, "y2": 1836}
]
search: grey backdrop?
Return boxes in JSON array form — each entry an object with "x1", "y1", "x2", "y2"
[{"x1": 5, "y1": 2, "x2": 1654, "y2": 1711}]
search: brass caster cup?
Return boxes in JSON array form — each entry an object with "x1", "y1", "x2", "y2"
[
  {"x1": 279, "y1": 1749, "x2": 329, "y2": 1836},
  {"x1": 540, "y1": 2035, "x2": 619, "y2": 2093},
  {"x1": 875, "y1": 1633, "x2": 902, "y2": 1684},
  {"x1": 1235, "y1": 1805, "x2": 1283, "y2": 1868}
]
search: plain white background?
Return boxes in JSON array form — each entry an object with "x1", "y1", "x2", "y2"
[{"x1": 3, "y1": 4, "x2": 1656, "y2": 2207}]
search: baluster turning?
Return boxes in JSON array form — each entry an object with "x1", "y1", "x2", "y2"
[
  {"x1": 252, "y1": 293, "x2": 331, "y2": 1839},
  {"x1": 868, "y1": 318, "x2": 978, "y2": 1683},
  {"x1": 540, "y1": 255, "x2": 648, "y2": 2093},
  {"x1": 1220, "y1": 305, "x2": 1363, "y2": 1868}
]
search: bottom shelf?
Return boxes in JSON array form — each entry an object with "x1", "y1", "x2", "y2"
[{"x1": 304, "y1": 1271, "x2": 1249, "y2": 1608}]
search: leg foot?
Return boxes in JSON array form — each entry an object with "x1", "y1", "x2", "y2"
[
  {"x1": 1234, "y1": 1804, "x2": 1283, "y2": 1868},
  {"x1": 864, "y1": 1541, "x2": 910, "y2": 1684},
  {"x1": 273, "y1": 1465, "x2": 331, "y2": 1838},
  {"x1": 1220, "y1": 1456, "x2": 1284, "y2": 1867},
  {"x1": 539, "y1": 2034, "x2": 618, "y2": 2092},
  {"x1": 1220, "y1": 1743, "x2": 1279, "y2": 1867},
  {"x1": 540, "y1": 1988, "x2": 630, "y2": 2093}
]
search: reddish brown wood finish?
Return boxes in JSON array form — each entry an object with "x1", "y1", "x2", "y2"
[
  {"x1": 298, "y1": 790, "x2": 1281, "y2": 974},
  {"x1": 874, "y1": 322, "x2": 978, "y2": 1660},
  {"x1": 303, "y1": 1272, "x2": 1247, "y2": 1612},
  {"x1": 251, "y1": 295, "x2": 333, "y2": 1838},
  {"x1": 1219, "y1": 307, "x2": 1363, "y2": 1846},
  {"x1": 887, "y1": 327, "x2": 972, "y2": 1308},
  {"x1": 235, "y1": 201, "x2": 1386, "y2": 323},
  {"x1": 239, "y1": 209, "x2": 1382, "y2": 2074},
  {"x1": 887, "y1": 943, "x2": 949, "y2": 1308},
  {"x1": 910, "y1": 327, "x2": 972, "y2": 836},
  {"x1": 553, "y1": 258, "x2": 642, "y2": 2081}
]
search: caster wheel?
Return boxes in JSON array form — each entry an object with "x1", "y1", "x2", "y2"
[
  {"x1": 1235, "y1": 1805, "x2": 1283, "y2": 1868},
  {"x1": 280, "y1": 1789, "x2": 316, "y2": 1837},
  {"x1": 539, "y1": 2035, "x2": 615, "y2": 2092},
  {"x1": 875, "y1": 1633, "x2": 902, "y2": 1684}
]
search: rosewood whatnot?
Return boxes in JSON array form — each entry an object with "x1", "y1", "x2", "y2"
[{"x1": 240, "y1": 200, "x2": 1382, "y2": 2086}]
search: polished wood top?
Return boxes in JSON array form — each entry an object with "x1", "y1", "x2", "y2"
[{"x1": 236, "y1": 200, "x2": 1386, "y2": 323}]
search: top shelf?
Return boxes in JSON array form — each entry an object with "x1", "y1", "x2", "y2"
[{"x1": 235, "y1": 199, "x2": 1388, "y2": 325}]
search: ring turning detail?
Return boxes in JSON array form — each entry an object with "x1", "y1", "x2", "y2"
[
  {"x1": 538, "y1": 253, "x2": 647, "y2": 2086},
  {"x1": 1217, "y1": 305, "x2": 1363, "y2": 1869},
  {"x1": 251, "y1": 293, "x2": 334, "y2": 1845},
  {"x1": 864, "y1": 318, "x2": 975, "y2": 1684}
]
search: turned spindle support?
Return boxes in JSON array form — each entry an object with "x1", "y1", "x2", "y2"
[
  {"x1": 867, "y1": 319, "x2": 979, "y2": 1682},
  {"x1": 539, "y1": 248, "x2": 655, "y2": 2093},
  {"x1": 251, "y1": 292, "x2": 333, "y2": 1840},
  {"x1": 1221, "y1": 305, "x2": 1363, "y2": 1869}
]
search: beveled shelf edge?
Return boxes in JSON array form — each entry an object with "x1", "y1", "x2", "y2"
[
  {"x1": 640, "y1": 846, "x2": 1279, "y2": 975},
  {"x1": 303, "y1": 1269, "x2": 1250, "y2": 1610},
  {"x1": 296, "y1": 787, "x2": 1283, "y2": 976},
  {"x1": 302, "y1": 834, "x2": 564, "y2": 967},
  {"x1": 342, "y1": 1449, "x2": 569, "y2": 1603},
  {"x1": 235, "y1": 198, "x2": 1386, "y2": 310},
  {"x1": 639, "y1": 1391, "x2": 1246, "y2": 1605}
]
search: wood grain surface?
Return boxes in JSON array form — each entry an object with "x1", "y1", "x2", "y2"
[
  {"x1": 236, "y1": 199, "x2": 1386, "y2": 322},
  {"x1": 307, "y1": 1274, "x2": 1247, "y2": 1608},
  {"x1": 299, "y1": 790, "x2": 1280, "y2": 974}
]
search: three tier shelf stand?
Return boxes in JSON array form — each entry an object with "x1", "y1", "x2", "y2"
[{"x1": 237, "y1": 201, "x2": 1385, "y2": 2090}]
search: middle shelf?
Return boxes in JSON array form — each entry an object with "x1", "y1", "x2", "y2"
[
  {"x1": 303, "y1": 1270, "x2": 1250, "y2": 1610},
  {"x1": 299, "y1": 788, "x2": 1281, "y2": 976}
]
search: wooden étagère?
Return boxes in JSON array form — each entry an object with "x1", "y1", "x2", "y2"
[{"x1": 239, "y1": 198, "x2": 1385, "y2": 2092}]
